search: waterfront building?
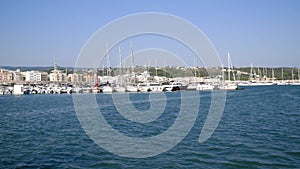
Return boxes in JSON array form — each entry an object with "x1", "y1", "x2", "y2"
[
  {"x1": 49, "y1": 71, "x2": 67, "y2": 82},
  {"x1": 83, "y1": 73, "x2": 96, "y2": 85},
  {"x1": 25, "y1": 71, "x2": 43, "y2": 82},
  {"x1": 0, "y1": 68, "x2": 13, "y2": 82},
  {"x1": 49, "y1": 63, "x2": 67, "y2": 82},
  {"x1": 68, "y1": 73, "x2": 83, "y2": 83}
]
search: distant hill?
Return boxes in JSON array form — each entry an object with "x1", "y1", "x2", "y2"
[
  {"x1": 0, "y1": 66, "x2": 74, "y2": 72},
  {"x1": 0, "y1": 66, "x2": 299, "y2": 80}
]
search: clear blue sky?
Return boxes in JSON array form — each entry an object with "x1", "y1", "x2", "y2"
[{"x1": 1, "y1": 0, "x2": 300, "y2": 67}]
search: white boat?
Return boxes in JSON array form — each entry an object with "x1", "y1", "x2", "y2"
[
  {"x1": 59, "y1": 87, "x2": 69, "y2": 94},
  {"x1": 162, "y1": 83, "x2": 173, "y2": 92},
  {"x1": 237, "y1": 82, "x2": 250, "y2": 86},
  {"x1": 137, "y1": 82, "x2": 164, "y2": 92},
  {"x1": 102, "y1": 86, "x2": 113, "y2": 93},
  {"x1": 218, "y1": 83, "x2": 238, "y2": 90},
  {"x1": 113, "y1": 47, "x2": 127, "y2": 93},
  {"x1": 186, "y1": 83, "x2": 197, "y2": 90},
  {"x1": 169, "y1": 81, "x2": 186, "y2": 91},
  {"x1": 238, "y1": 81, "x2": 274, "y2": 86},
  {"x1": 277, "y1": 81, "x2": 287, "y2": 86},
  {"x1": 73, "y1": 87, "x2": 83, "y2": 93},
  {"x1": 163, "y1": 85, "x2": 173, "y2": 92},
  {"x1": 254, "y1": 82, "x2": 274, "y2": 86},
  {"x1": 219, "y1": 52, "x2": 238, "y2": 90},
  {"x1": 137, "y1": 83, "x2": 150, "y2": 92},
  {"x1": 126, "y1": 85, "x2": 138, "y2": 92},
  {"x1": 82, "y1": 87, "x2": 92, "y2": 93},
  {"x1": 275, "y1": 67, "x2": 288, "y2": 85},
  {"x1": 125, "y1": 42, "x2": 138, "y2": 93},
  {"x1": 148, "y1": 82, "x2": 164, "y2": 92},
  {"x1": 13, "y1": 84, "x2": 24, "y2": 95},
  {"x1": 114, "y1": 86, "x2": 126, "y2": 92},
  {"x1": 67, "y1": 87, "x2": 73, "y2": 94},
  {"x1": 290, "y1": 82, "x2": 300, "y2": 86},
  {"x1": 196, "y1": 83, "x2": 214, "y2": 91},
  {"x1": 92, "y1": 87, "x2": 101, "y2": 93},
  {"x1": 290, "y1": 69, "x2": 300, "y2": 85}
]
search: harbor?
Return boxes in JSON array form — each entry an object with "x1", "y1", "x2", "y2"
[
  {"x1": 1, "y1": 66, "x2": 299, "y2": 95},
  {"x1": 1, "y1": 51, "x2": 300, "y2": 95}
]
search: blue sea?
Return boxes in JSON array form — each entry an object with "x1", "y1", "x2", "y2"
[{"x1": 1, "y1": 86, "x2": 299, "y2": 168}]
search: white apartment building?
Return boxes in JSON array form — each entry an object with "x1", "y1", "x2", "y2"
[{"x1": 25, "y1": 71, "x2": 42, "y2": 82}]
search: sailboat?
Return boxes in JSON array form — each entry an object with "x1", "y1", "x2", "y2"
[
  {"x1": 92, "y1": 66, "x2": 101, "y2": 93},
  {"x1": 290, "y1": 69, "x2": 300, "y2": 85},
  {"x1": 102, "y1": 85, "x2": 113, "y2": 93},
  {"x1": 218, "y1": 52, "x2": 238, "y2": 90},
  {"x1": 114, "y1": 46, "x2": 126, "y2": 92},
  {"x1": 277, "y1": 67, "x2": 287, "y2": 85},
  {"x1": 196, "y1": 82, "x2": 214, "y2": 91},
  {"x1": 102, "y1": 42, "x2": 114, "y2": 93},
  {"x1": 239, "y1": 65, "x2": 274, "y2": 86},
  {"x1": 187, "y1": 56, "x2": 198, "y2": 90},
  {"x1": 126, "y1": 42, "x2": 138, "y2": 92},
  {"x1": 271, "y1": 68, "x2": 277, "y2": 85}
]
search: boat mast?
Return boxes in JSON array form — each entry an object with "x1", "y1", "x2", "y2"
[
  {"x1": 281, "y1": 67, "x2": 284, "y2": 83},
  {"x1": 229, "y1": 52, "x2": 235, "y2": 81},
  {"x1": 258, "y1": 68, "x2": 261, "y2": 81},
  {"x1": 119, "y1": 47, "x2": 122, "y2": 75},
  {"x1": 298, "y1": 69, "x2": 300, "y2": 83},
  {"x1": 155, "y1": 58, "x2": 158, "y2": 77},
  {"x1": 250, "y1": 63, "x2": 253, "y2": 81},
  {"x1": 130, "y1": 41, "x2": 135, "y2": 84},
  {"x1": 124, "y1": 59, "x2": 127, "y2": 86},
  {"x1": 221, "y1": 64, "x2": 225, "y2": 84},
  {"x1": 253, "y1": 66, "x2": 257, "y2": 81},
  {"x1": 94, "y1": 65, "x2": 98, "y2": 87},
  {"x1": 106, "y1": 42, "x2": 111, "y2": 77},
  {"x1": 292, "y1": 69, "x2": 294, "y2": 82},
  {"x1": 102, "y1": 64, "x2": 104, "y2": 77},
  {"x1": 227, "y1": 52, "x2": 231, "y2": 82},
  {"x1": 164, "y1": 55, "x2": 167, "y2": 78},
  {"x1": 193, "y1": 56, "x2": 196, "y2": 77},
  {"x1": 119, "y1": 46, "x2": 123, "y2": 85},
  {"x1": 264, "y1": 67, "x2": 267, "y2": 80}
]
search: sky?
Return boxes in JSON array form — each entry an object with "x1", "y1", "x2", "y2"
[{"x1": 0, "y1": 0, "x2": 300, "y2": 67}]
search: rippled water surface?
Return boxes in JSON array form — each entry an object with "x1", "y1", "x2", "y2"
[{"x1": 0, "y1": 86, "x2": 299, "y2": 168}]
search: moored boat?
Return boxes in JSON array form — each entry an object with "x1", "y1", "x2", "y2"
[{"x1": 196, "y1": 82, "x2": 214, "y2": 91}]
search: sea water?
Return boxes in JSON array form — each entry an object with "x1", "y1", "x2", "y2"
[{"x1": 0, "y1": 86, "x2": 299, "y2": 168}]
